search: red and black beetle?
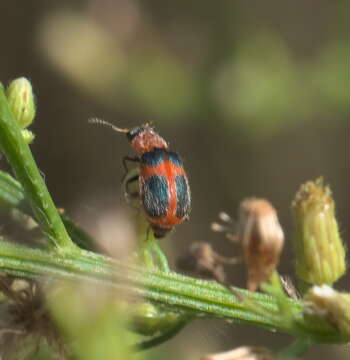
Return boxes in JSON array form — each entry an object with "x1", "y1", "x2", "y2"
[{"x1": 90, "y1": 119, "x2": 191, "y2": 238}]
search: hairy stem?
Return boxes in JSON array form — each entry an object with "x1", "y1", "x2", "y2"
[
  {"x1": 0, "y1": 238, "x2": 339, "y2": 344},
  {"x1": 0, "y1": 240, "x2": 281, "y2": 325},
  {"x1": 0, "y1": 84, "x2": 77, "y2": 252}
]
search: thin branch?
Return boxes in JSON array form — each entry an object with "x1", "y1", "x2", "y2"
[
  {"x1": 0, "y1": 239, "x2": 339, "y2": 344},
  {"x1": 0, "y1": 85, "x2": 77, "y2": 252}
]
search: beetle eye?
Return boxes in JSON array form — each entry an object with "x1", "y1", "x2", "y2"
[{"x1": 127, "y1": 127, "x2": 142, "y2": 141}]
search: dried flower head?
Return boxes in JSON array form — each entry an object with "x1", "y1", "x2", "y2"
[
  {"x1": 201, "y1": 346, "x2": 276, "y2": 360},
  {"x1": 304, "y1": 285, "x2": 350, "y2": 337},
  {"x1": 211, "y1": 211, "x2": 237, "y2": 242},
  {"x1": 0, "y1": 276, "x2": 63, "y2": 359},
  {"x1": 238, "y1": 198, "x2": 284, "y2": 291},
  {"x1": 177, "y1": 242, "x2": 238, "y2": 284}
]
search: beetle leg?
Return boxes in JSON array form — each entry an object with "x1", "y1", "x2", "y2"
[
  {"x1": 125, "y1": 174, "x2": 140, "y2": 199},
  {"x1": 121, "y1": 155, "x2": 140, "y2": 184},
  {"x1": 122, "y1": 155, "x2": 140, "y2": 173},
  {"x1": 146, "y1": 226, "x2": 151, "y2": 241}
]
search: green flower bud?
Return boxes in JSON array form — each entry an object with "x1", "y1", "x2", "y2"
[
  {"x1": 131, "y1": 302, "x2": 160, "y2": 335},
  {"x1": 292, "y1": 178, "x2": 346, "y2": 285},
  {"x1": 305, "y1": 285, "x2": 350, "y2": 338},
  {"x1": 6, "y1": 77, "x2": 36, "y2": 128},
  {"x1": 130, "y1": 302, "x2": 184, "y2": 336},
  {"x1": 21, "y1": 129, "x2": 35, "y2": 144}
]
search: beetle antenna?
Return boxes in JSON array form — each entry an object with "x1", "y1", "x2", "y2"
[{"x1": 88, "y1": 118, "x2": 129, "y2": 133}]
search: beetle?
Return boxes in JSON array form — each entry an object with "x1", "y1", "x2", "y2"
[{"x1": 90, "y1": 119, "x2": 191, "y2": 238}]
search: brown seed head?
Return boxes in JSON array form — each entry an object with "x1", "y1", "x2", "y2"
[
  {"x1": 304, "y1": 285, "x2": 350, "y2": 337},
  {"x1": 176, "y1": 242, "x2": 226, "y2": 283},
  {"x1": 238, "y1": 198, "x2": 284, "y2": 291}
]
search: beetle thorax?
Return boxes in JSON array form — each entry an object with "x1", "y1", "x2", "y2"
[{"x1": 131, "y1": 129, "x2": 168, "y2": 153}]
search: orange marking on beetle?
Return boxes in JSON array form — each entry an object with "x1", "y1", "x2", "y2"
[{"x1": 141, "y1": 159, "x2": 187, "y2": 228}]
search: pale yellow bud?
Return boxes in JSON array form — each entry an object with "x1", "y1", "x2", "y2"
[
  {"x1": 292, "y1": 178, "x2": 346, "y2": 285},
  {"x1": 6, "y1": 77, "x2": 36, "y2": 128},
  {"x1": 21, "y1": 129, "x2": 35, "y2": 144}
]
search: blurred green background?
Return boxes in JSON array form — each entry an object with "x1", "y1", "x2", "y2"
[{"x1": 2, "y1": 1, "x2": 350, "y2": 359}]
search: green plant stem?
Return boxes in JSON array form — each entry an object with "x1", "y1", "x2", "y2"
[
  {"x1": 0, "y1": 239, "x2": 342, "y2": 344},
  {"x1": 2, "y1": 239, "x2": 346, "y2": 343},
  {"x1": 150, "y1": 240, "x2": 170, "y2": 272},
  {"x1": 60, "y1": 214, "x2": 97, "y2": 251},
  {"x1": 0, "y1": 240, "x2": 282, "y2": 325},
  {"x1": 0, "y1": 85, "x2": 77, "y2": 252},
  {"x1": 0, "y1": 170, "x2": 96, "y2": 251},
  {"x1": 279, "y1": 339, "x2": 314, "y2": 358}
]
